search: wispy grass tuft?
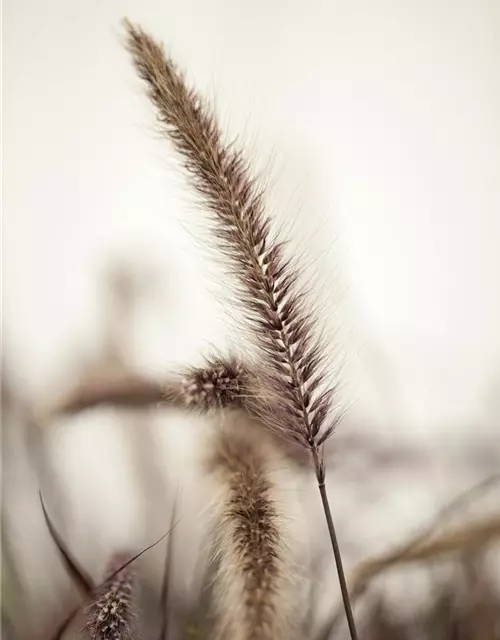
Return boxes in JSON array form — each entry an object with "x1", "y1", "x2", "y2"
[
  {"x1": 207, "y1": 423, "x2": 291, "y2": 640},
  {"x1": 40, "y1": 491, "x2": 177, "y2": 640},
  {"x1": 123, "y1": 19, "x2": 357, "y2": 638},
  {"x1": 175, "y1": 356, "x2": 247, "y2": 412},
  {"x1": 122, "y1": 19, "x2": 339, "y2": 456},
  {"x1": 85, "y1": 555, "x2": 137, "y2": 640}
]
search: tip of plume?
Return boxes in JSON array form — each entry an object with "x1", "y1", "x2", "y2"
[
  {"x1": 85, "y1": 556, "x2": 137, "y2": 640},
  {"x1": 121, "y1": 16, "x2": 134, "y2": 32},
  {"x1": 180, "y1": 357, "x2": 245, "y2": 412}
]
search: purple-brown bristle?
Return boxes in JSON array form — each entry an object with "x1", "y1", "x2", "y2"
[
  {"x1": 123, "y1": 20, "x2": 341, "y2": 465},
  {"x1": 85, "y1": 558, "x2": 136, "y2": 640},
  {"x1": 180, "y1": 357, "x2": 245, "y2": 412},
  {"x1": 123, "y1": 20, "x2": 356, "y2": 638},
  {"x1": 207, "y1": 426, "x2": 291, "y2": 640}
]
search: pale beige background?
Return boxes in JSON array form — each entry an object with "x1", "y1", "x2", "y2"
[
  {"x1": 5, "y1": 0, "x2": 500, "y2": 431},
  {"x1": 3, "y1": 0, "x2": 500, "y2": 630}
]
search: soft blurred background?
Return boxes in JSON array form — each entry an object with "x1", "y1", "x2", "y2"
[{"x1": 3, "y1": 0, "x2": 500, "y2": 638}]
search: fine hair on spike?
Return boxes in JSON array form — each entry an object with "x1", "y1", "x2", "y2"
[
  {"x1": 85, "y1": 555, "x2": 137, "y2": 640},
  {"x1": 40, "y1": 495, "x2": 177, "y2": 640},
  {"x1": 122, "y1": 19, "x2": 339, "y2": 457},
  {"x1": 206, "y1": 422, "x2": 292, "y2": 640},
  {"x1": 178, "y1": 356, "x2": 247, "y2": 412},
  {"x1": 123, "y1": 20, "x2": 358, "y2": 639}
]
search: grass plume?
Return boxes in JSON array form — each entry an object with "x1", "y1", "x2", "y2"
[
  {"x1": 175, "y1": 356, "x2": 246, "y2": 412},
  {"x1": 206, "y1": 424, "x2": 291, "y2": 640},
  {"x1": 122, "y1": 20, "x2": 339, "y2": 456},
  {"x1": 85, "y1": 555, "x2": 137, "y2": 640},
  {"x1": 123, "y1": 19, "x2": 357, "y2": 638},
  {"x1": 40, "y1": 492, "x2": 177, "y2": 640}
]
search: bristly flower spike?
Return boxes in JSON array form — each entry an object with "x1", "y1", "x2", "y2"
[
  {"x1": 123, "y1": 20, "x2": 358, "y2": 639},
  {"x1": 86, "y1": 555, "x2": 137, "y2": 640}
]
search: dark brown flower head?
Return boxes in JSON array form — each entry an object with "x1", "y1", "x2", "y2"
[
  {"x1": 86, "y1": 556, "x2": 137, "y2": 640},
  {"x1": 179, "y1": 356, "x2": 246, "y2": 412},
  {"x1": 123, "y1": 20, "x2": 342, "y2": 470}
]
